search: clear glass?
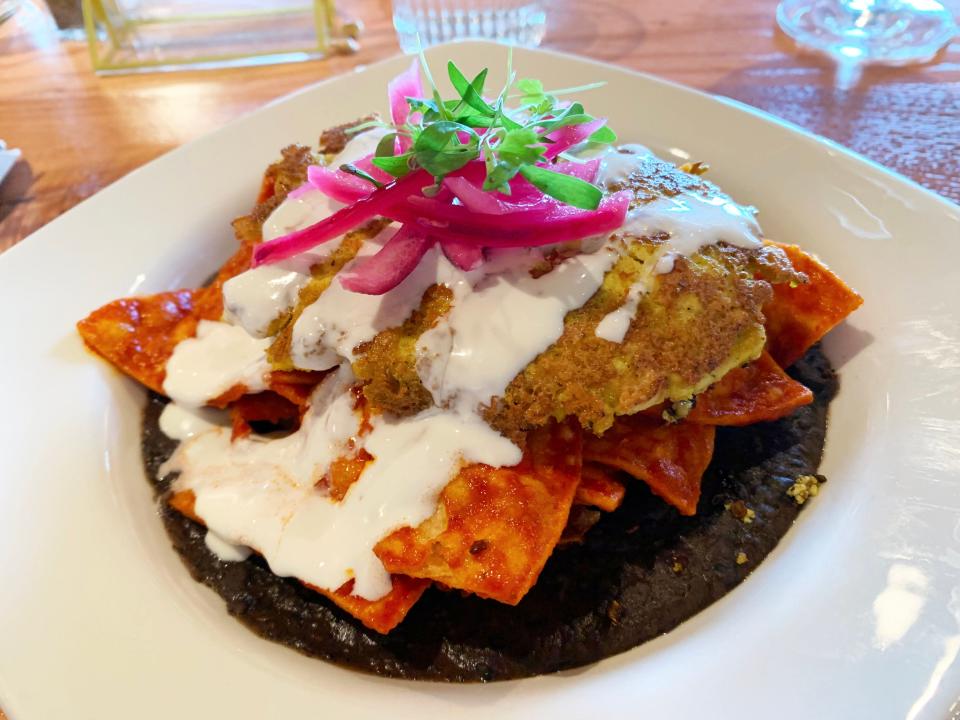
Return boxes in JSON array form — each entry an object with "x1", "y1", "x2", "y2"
[
  {"x1": 777, "y1": 0, "x2": 958, "y2": 67},
  {"x1": 392, "y1": 0, "x2": 546, "y2": 53},
  {"x1": 82, "y1": 0, "x2": 360, "y2": 74}
]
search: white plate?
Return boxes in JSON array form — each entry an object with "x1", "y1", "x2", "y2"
[{"x1": 2, "y1": 41, "x2": 959, "y2": 720}]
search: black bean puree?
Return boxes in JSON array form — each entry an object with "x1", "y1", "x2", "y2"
[{"x1": 141, "y1": 347, "x2": 837, "y2": 682}]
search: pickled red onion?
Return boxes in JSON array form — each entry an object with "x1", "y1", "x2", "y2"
[
  {"x1": 252, "y1": 169, "x2": 434, "y2": 266},
  {"x1": 306, "y1": 166, "x2": 371, "y2": 204},
  {"x1": 543, "y1": 118, "x2": 607, "y2": 159},
  {"x1": 339, "y1": 225, "x2": 433, "y2": 295},
  {"x1": 439, "y1": 238, "x2": 484, "y2": 271},
  {"x1": 387, "y1": 59, "x2": 423, "y2": 152}
]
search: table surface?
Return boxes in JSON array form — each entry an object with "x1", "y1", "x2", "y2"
[
  {"x1": 1, "y1": 0, "x2": 959, "y2": 256},
  {"x1": 0, "y1": 1, "x2": 957, "y2": 716}
]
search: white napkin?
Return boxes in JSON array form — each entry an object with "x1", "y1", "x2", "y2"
[{"x1": 0, "y1": 140, "x2": 22, "y2": 186}]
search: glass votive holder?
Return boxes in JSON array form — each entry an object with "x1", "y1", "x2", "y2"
[{"x1": 82, "y1": 0, "x2": 361, "y2": 74}]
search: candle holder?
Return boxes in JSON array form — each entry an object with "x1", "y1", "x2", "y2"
[{"x1": 82, "y1": 0, "x2": 361, "y2": 75}]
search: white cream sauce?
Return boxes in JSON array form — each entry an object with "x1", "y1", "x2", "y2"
[
  {"x1": 159, "y1": 140, "x2": 771, "y2": 602},
  {"x1": 333, "y1": 126, "x2": 390, "y2": 167},
  {"x1": 163, "y1": 320, "x2": 271, "y2": 408},
  {"x1": 261, "y1": 189, "x2": 343, "y2": 244},
  {"x1": 416, "y1": 240, "x2": 622, "y2": 415},
  {"x1": 622, "y1": 192, "x2": 762, "y2": 258},
  {"x1": 595, "y1": 275, "x2": 650, "y2": 343},
  {"x1": 291, "y1": 236, "x2": 472, "y2": 370},
  {"x1": 204, "y1": 530, "x2": 252, "y2": 562},
  {"x1": 597, "y1": 143, "x2": 653, "y2": 185},
  {"x1": 223, "y1": 264, "x2": 312, "y2": 338},
  {"x1": 163, "y1": 367, "x2": 520, "y2": 600},
  {"x1": 597, "y1": 144, "x2": 763, "y2": 259},
  {"x1": 222, "y1": 128, "x2": 393, "y2": 338},
  {"x1": 159, "y1": 402, "x2": 229, "y2": 441}
]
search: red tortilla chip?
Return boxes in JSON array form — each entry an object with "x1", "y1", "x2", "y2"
[
  {"x1": 375, "y1": 422, "x2": 582, "y2": 605},
  {"x1": 323, "y1": 449, "x2": 373, "y2": 502},
  {"x1": 686, "y1": 351, "x2": 813, "y2": 426},
  {"x1": 268, "y1": 369, "x2": 328, "y2": 408},
  {"x1": 576, "y1": 463, "x2": 626, "y2": 512},
  {"x1": 229, "y1": 391, "x2": 301, "y2": 440},
  {"x1": 168, "y1": 490, "x2": 427, "y2": 634},
  {"x1": 208, "y1": 383, "x2": 248, "y2": 409},
  {"x1": 77, "y1": 243, "x2": 253, "y2": 394},
  {"x1": 309, "y1": 576, "x2": 430, "y2": 635},
  {"x1": 764, "y1": 242, "x2": 863, "y2": 367},
  {"x1": 77, "y1": 288, "x2": 214, "y2": 394},
  {"x1": 583, "y1": 416, "x2": 715, "y2": 516}
]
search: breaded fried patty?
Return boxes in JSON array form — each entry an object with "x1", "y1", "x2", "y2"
[
  {"x1": 484, "y1": 243, "x2": 772, "y2": 435},
  {"x1": 267, "y1": 149, "x2": 804, "y2": 436}
]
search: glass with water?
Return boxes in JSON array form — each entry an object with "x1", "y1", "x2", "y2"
[{"x1": 393, "y1": 0, "x2": 546, "y2": 52}]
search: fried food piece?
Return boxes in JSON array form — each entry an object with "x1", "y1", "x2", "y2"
[
  {"x1": 352, "y1": 284, "x2": 454, "y2": 416},
  {"x1": 76, "y1": 242, "x2": 250, "y2": 394},
  {"x1": 354, "y1": 240, "x2": 786, "y2": 437},
  {"x1": 266, "y1": 219, "x2": 391, "y2": 370},
  {"x1": 375, "y1": 421, "x2": 582, "y2": 605},
  {"x1": 318, "y1": 115, "x2": 378, "y2": 156},
  {"x1": 78, "y1": 289, "x2": 213, "y2": 394},
  {"x1": 352, "y1": 157, "x2": 804, "y2": 436},
  {"x1": 168, "y1": 489, "x2": 427, "y2": 634},
  {"x1": 763, "y1": 242, "x2": 863, "y2": 367},
  {"x1": 583, "y1": 415, "x2": 716, "y2": 516},
  {"x1": 485, "y1": 246, "x2": 771, "y2": 436},
  {"x1": 684, "y1": 350, "x2": 813, "y2": 425},
  {"x1": 267, "y1": 369, "x2": 328, "y2": 408},
  {"x1": 307, "y1": 575, "x2": 429, "y2": 635},
  {"x1": 229, "y1": 391, "x2": 301, "y2": 439},
  {"x1": 78, "y1": 145, "x2": 314, "y2": 394},
  {"x1": 255, "y1": 144, "x2": 315, "y2": 206},
  {"x1": 575, "y1": 463, "x2": 626, "y2": 512}
]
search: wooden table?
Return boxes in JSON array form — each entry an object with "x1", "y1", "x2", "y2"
[{"x1": 1, "y1": 0, "x2": 958, "y2": 255}]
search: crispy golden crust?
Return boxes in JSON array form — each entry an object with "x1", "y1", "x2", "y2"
[
  {"x1": 272, "y1": 150, "x2": 804, "y2": 437},
  {"x1": 266, "y1": 220, "x2": 389, "y2": 370},
  {"x1": 353, "y1": 283, "x2": 454, "y2": 415},
  {"x1": 609, "y1": 151, "x2": 708, "y2": 206},
  {"x1": 484, "y1": 244, "x2": 772, "y2": 436},
  {"x1": 318, "y1": 115, "x2": 378, "y2": 156}
]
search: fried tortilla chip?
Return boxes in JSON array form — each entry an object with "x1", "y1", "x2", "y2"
[
  {"x1": 308, "y1": 575, "x2": 430, "y2": 635},
  {"x1": 78, "y1": 143, "x2": 314, "y2": 395},
  {"x1": 268, "y1": 369, "x2": 328, "y2": 408},
  {"x1": 375, "y1": 422, "x2": 582, "y2": 605},
  {"x1": 583, "y1": 416, "x2": 715, "y2": 516},
  {"x1": 229, "y1": 391, "x2": 301, "y2": 439},
  {"x1": 763, "y1": 242, "x2": 863, "y2": 367},
  {"x1": 78, "y1": 287, "x2": 215, "y2": 394},
  {"x1": 685, "y1": 351, "x2": 813, "y2": 426},
  {"x1": 575, "y1": 463, "x2": 626, "y2": 512},
  {"x1": 77, "y1": 242, "x2": 252, "y2": 394},
  {"x1": 168, "y1": 489, "x2": 427, "y2": 634}
]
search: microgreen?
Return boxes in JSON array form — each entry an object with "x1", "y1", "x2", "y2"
[
  {"x1": 339, "y1": 163, "x2": 384, "y2": 189},
  {"x1": 350, "y1": 54, "x2": 616, "y2": 209}
]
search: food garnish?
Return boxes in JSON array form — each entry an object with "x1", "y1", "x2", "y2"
[{"x1": 253, "y1": 55, "x2": 631, "y2": 292}]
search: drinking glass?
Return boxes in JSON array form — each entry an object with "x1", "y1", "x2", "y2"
[
  {"x1": 392, "y1": 0, "x2": 546, "y2": 53},
  {"x1": 777, "y1": 0, "x2": 957, "y2": 66}
]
